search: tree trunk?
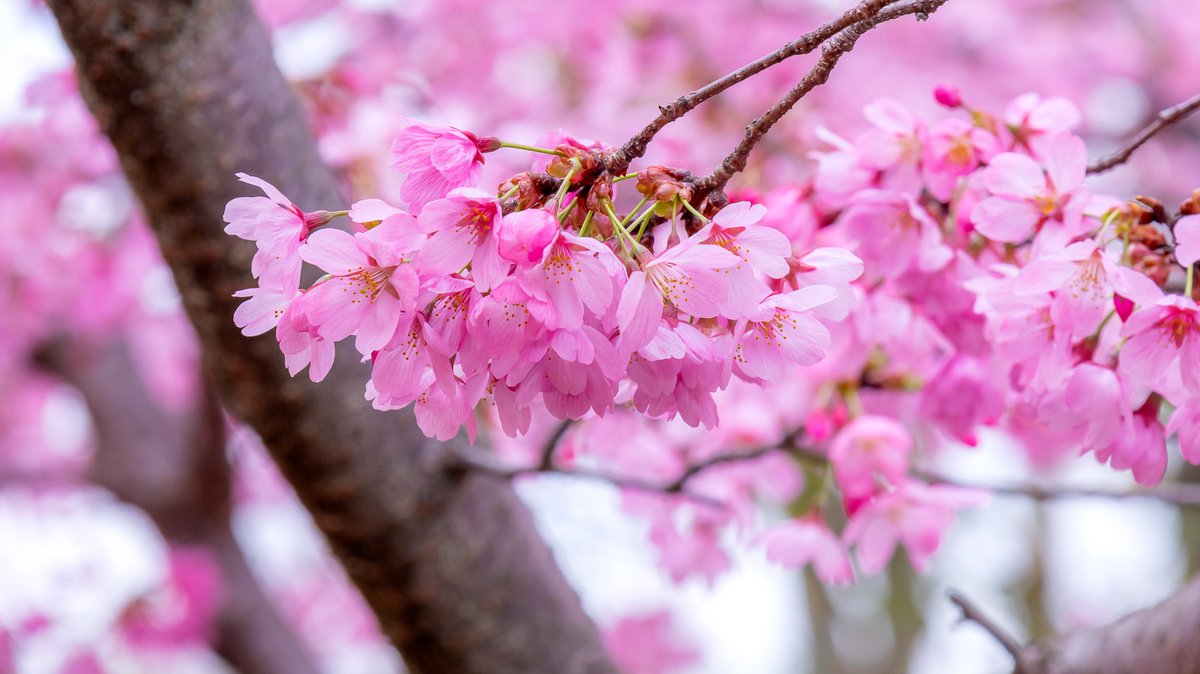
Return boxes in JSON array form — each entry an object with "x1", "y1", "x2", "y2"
[{"x1": 44, "y1": 1, "x2": 614, "y2": 672}]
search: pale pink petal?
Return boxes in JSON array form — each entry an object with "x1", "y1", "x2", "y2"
[
  {"x1": 418, "y1": 227, "x2": 474, "y2": 274},
  {"x1": 1118, "y1": 331, "x2": 1175, "y2": 387},
  {"x1": 299, "y1": 229, "x2": 370, "y2": 274},
  {"x1": 778, "y1": 313, "x2": 831, "y2": 366},
  {"x1": 982, "y1": 153, "x2": 1045, "y2": 198},
  {"x1": 711, "y1": 201, "x2": 766, "y2": 229},
  {"x1": 350, "y1": 198, "x2": 403, "y2": 224},
  {"x1": 852, "y1": 517, "x2": 898, "y2": 575},
  {"x1": 617, "y1": 271, "x2": 662, "y2": 353},
  {"x1": 1039, "y1": 133, "x2": 1086, "y2": 191},
  {"x1": 236, "y1": 172, "x2": 291, "y2": 207},
  {"x1": 1175, "y1": 215, "x2": 1200, "y2": 267},
  {"x1": 354, "y1": 293, "x2": 401, "y2": 355},
  {"x1": 774, "y1": 285, "x2": 838, "y2": 313},
  {"x1": 471, "y1": 235, "x2": 511, "y2": 293},
  {"x1": 971, "y1": 197, "x2": 1040, "y2": 242}
]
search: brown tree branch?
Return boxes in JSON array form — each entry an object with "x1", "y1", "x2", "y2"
[
  {"x1": 37, "y1": 338, "x2": 321, "y2": 674},
  {"x1": 1088, "y1": 93, "x2": 1200, "y2": 174},
  {"x1": 449, "y1": 446, "x2": 727, "y2": 508},
  {"x1": 44, "y1": 1, "x2": 614, "y2": 672},
  {"x1": 694, "y1": 0, "x2": 952, "y2": 200},
  {"x1": 948, "y1": 589, "x2": 1030, "y2": 673},
  {"x1": 604, "y1": 0, "x2": 905, "y2": 175},
  {"x1": 539, "y1": 419, "x2": 574, "y2": 470},
  {"x1": 454, "y1": 427, "x2": 1200, "y2": 514}
]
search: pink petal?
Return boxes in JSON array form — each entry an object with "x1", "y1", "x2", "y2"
[
  {"x1": 1175, "y1": 215, "x2": 1200, "y2": 267},
  {"x1": 350, "y1": 198, "x2": 403, "y2": 224},
  {"x1": 982, "y1": 153, "x2": 1045, "y2": 199},
  {"x1": 617, "y1": 271, "x2": 662, "y2": 353},
  {"x1": 418, "y1": 227, "x2": 474, "y2": 274},
  {"x1": 971, "y1": 197, "x2": 1040, "y2": 242},
  {"x1": 299, "y1": 229, "x2": 370, "y2": 274},
  {"x1": 1039, "y1": 133, "x2": 1087, "y2": 192},
  {"x1": 236, "y1": 172, "x2": 291, "y2": 207}
]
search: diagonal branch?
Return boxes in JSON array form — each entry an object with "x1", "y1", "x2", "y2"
[
  {"x1": 604, "y1": 0, "x2": 905, "y2": 175},
  {"x1": 1087, "y1": 93, "x2": 1200, "y2": 174},
  {"x1": 694, "y1": 0, "x2": 952, "y2": 200},
  {"x1": 948, "y1": 589, "x2": 1030, "y2": 673}
]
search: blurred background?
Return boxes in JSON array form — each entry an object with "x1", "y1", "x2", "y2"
[{"x1": 1, "y1": 0, "x2": 1198, "y2": 672}]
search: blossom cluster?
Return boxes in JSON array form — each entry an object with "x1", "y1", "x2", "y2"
[
  {"x1": 229, "y1": 123, "x2": 861, "y2": 441},
  {"x1": 231, "y1": 87, "x2": 1200, "y2": 588}
]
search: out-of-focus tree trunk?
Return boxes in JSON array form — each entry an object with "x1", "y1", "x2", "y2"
[
  {"x1": 43, "y1": 1, "x2": 614, "y2": 672},
  {"x1": 39, "y1": 339, "x2": 321, "y2": 674}
]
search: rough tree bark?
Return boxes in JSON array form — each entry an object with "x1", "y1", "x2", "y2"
[{"x1": 44, "y1": 1, "x2": 614, "y2": 672}]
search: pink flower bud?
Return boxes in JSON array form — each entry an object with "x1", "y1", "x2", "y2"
[
  {"x1": 497, "y1": 209, "x2": 558, "y2": 264},
  {"x1": 933, "y1": 84, "x2": 962, "y2": 108},
  {"x1": 474, "y1": 135, "x2": 502, "y2": 153},
  {"x1": 1113, "y1": 294, "x2": 1135, "y2": 321}
]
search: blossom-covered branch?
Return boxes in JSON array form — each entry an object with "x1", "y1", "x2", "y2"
[
  {"x1": 696, "y1": 0, "x2": 952, "y2": 199},
  {"x1": 1088, "y1": 93, "x2": 1200, "y2": 174},
  {"x1": 603, "y1": 0, "x2": 903, "y2": 175}
]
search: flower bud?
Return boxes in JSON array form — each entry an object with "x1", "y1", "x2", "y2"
[
  {"x1": 636, "y1": 165, "x2": 692, "y2": 203},
  {"x1": 933, "y1": 84, "x2": 963, "y2": 108}
]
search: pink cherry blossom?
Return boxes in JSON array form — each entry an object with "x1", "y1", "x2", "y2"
[
  {"x1": 1093, "y1": 399, "x2": 1168, "y2": 486},
  {"x1": 617, "y1": 237, "x2": 741, "y2": 352},
  {"x1": 1016, "y1": 240, "x2": 1162, "y2": 338},
  {"x1": 298, "y1": 220, "x2": 422, "y2": 355},
  {"x1": 828, "y1": 415, "x2": 913, "y2": 501},
  {"x1": 732, "y1": 286, "x2": 836, "y2": 382},
  {"x1": 277, "y1": 299, "x2": 336, "y2": 382},
  {"x1": 972, "y1": 132, "x2": 1088, "y2": 242},
  {"x1": 1005, "y1": 93, "x2": 1081, "y2": 142},
  {"x1": 390, "y1": 122, "x2": 489, "y2": 211},
  {"x1": 756, "y1": 518, "x2": 853, "y2": 585},
  {"x1": 603, "y1": 610, "x2": 699, "y2": 674},
  {"x1": 843, "y1": 482, "x2": 987, "y2": 574},
  {"x1": 1119, "y1": 294, "x2": 1200, "y2": 392},
  {"x1": 368, "y1": 312, "x2": 456, "y2": 410},
  {"x1": 516, "y1": 231, "x2": 619, "y2": 331},
  {"x1": 416, "y1": 187, "x2": 508, "y2": 291},
  {"x1": 232, "y1": 280, "x2": 297, "y2": 337},
  {"x1": 838, "y1": 189, "x2": 951, "y2": 280},
  {"x1": 698, "y1": 201, "x2": 793, "y2": 319},
  {"x1": 223, "y1": 172, "x2": 338, "y2": 287}
]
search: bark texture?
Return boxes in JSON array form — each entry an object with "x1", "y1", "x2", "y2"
[{"x1": 44, "y1": 1, "x2": 614, "y2": 672}]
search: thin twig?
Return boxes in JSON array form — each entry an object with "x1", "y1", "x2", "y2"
[
  {"x1": 448, "y1": 445, "x2": 728, "y2": 508},
  {"x1": 663, "y1": 442, "x2": 790, "y2": 492},
  {"x1": 948, "y1": 589, "x2": 1029, "y2": 672},
  {"x1": 539, "y1": 419, "x2": 573, "y2": 470},
  {"x1": 694, "y1": 0, "x2": 951, "y2": 200},
  {"x1": 604, "y1": 0, "x2": 905, "y2": 175},
  {"x1": 918, "y1": 469, "x2": 1200, "y2": 507},
  {"x1": 1088, "y1": 93, "x2": 1200, "y2": 174}
]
